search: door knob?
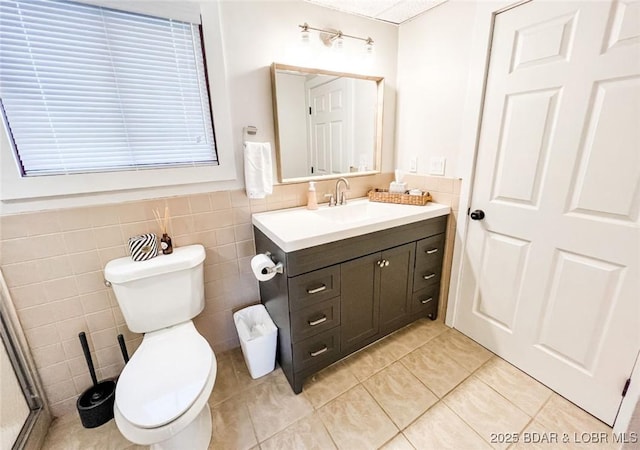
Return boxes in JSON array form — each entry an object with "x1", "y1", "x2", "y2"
[{"x1": 470, "y1": 209, "x2": 485, "y2": 220}]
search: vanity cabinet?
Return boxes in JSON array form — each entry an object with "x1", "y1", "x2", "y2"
[{"x1": 254, "y1": 215, "x2": 447, "y2": 394}]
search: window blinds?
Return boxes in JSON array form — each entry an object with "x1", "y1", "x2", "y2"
[{"x1": 0, "y1": 0, "x2": 218, "y2": 176}]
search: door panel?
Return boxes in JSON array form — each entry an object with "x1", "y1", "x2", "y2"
[
  {"x1": 473, "y1": 232, "x2": 530, "y2": 332},
  {"x1": 537, "y1": 250, "x2": 624, "y2": 371},
  {"x1": 567, "y1": 76, "x2": 640, "y2": 221},
  {"x1": 308, "y1": 78, "x2": 351, "y2": 175},
  {"x1": 340, "y1": 252, "x2": 380, "y2": 353},
  {"x1": 379, "y1": 243, "x2": 414, "y2": 332},
  {"x1": 456, "y1": 0, "x2": 639, "y2": 425},
  {"x1": 491, "y1": 88, "x2": 558, "y2": 206}
]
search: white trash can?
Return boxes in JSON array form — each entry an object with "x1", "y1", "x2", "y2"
[{"x1": 233, "y1": 304, "x2": 278, "y2": 379}]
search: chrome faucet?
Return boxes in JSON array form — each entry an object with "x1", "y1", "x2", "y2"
[{"x1": 335, "y1": 177, "x2": 350, "y2": 206}]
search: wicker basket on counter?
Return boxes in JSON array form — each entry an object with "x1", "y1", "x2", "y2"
[{"x1": 367, "y1": 189, "x2": 432, "y2": 206}]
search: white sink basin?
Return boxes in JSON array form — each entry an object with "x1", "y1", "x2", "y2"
[{"x1": 252, "y1": 197, "x2": 450, "y2": 252}]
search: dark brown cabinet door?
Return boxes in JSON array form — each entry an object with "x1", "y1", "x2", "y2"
[
  {"x1": 379, "y1": 243, "x2": 415, "y2": 333},
  {"x1": 340, "y1": 252, "x2": 380, "y2": 354}
]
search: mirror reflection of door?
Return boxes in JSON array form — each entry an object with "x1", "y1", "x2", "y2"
[
  {"x1": 307, "y1": 77, "x2": 352, "y2": 175},
  {"x1": 271, "y1": 63, "x2": 383, "y2": 182}
]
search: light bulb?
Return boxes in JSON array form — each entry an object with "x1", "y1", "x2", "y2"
[
  {"x1": 365, "y1": 38, "x2": 374, "y2": 55},
  {"x1": 300, "y1": 23, "x2": 310, "y2": 44},
  {"x1": 333, "y1": 35, "x2": 344, "y2": 51},
  {"x1": 301, "y1": 30, "x2": 310, "y2": 44}
]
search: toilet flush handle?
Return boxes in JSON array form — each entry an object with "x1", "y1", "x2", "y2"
[{"x1": 104, "y1": 279, "x2": 112, "y2": 287}]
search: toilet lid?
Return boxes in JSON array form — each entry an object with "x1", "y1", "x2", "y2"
[{"x1": 115, "y1": 322, "x2": 214, "y2": 429}]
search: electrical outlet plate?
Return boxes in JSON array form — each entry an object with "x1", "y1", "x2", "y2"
[
  {"x1": 409, "y1": 158, "x2": 417, "y2": 173},
  {"x1": 429, "y1": 157, "x2": 446, "y2": 176}
]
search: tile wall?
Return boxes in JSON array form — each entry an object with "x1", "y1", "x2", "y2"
[{"x1": 0, "y1": 172, "x2": 462, "y2": 417}]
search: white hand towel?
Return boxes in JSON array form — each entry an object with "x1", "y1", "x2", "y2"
[{"x1": 244, "y1": 141, "x2": 273, "y2": 199}]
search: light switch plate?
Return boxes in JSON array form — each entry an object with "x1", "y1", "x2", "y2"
[
  {"x1": 409, "y1": 158, "x2": 417, "y2": 173},
  {"x1": 429, "y1": 157, "x2": 446, "y2": 176}
]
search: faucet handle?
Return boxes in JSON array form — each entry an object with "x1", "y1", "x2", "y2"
[{"x1": 324, "y1": 193, "x2": 336, "y2": 207}]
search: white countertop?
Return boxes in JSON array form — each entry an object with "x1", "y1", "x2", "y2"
[{"x1": 252, "y1": 197, "x2": 451, "y2": 252}]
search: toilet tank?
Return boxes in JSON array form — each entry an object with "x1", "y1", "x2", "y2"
[{"x1": 104, "y1": 244, "x2": 206, "y2": 333}]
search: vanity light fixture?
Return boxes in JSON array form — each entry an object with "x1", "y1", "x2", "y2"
[{"x1": 298, "y1": 22, "x2": 374, "y2": 53}]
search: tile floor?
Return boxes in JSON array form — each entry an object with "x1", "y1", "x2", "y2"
[{"x1": 41, "y1": 320, "x2": 615, "y2": 450}]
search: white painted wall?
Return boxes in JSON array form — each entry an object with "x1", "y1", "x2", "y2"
[
  {"x1": 395, "y1": 1, "x2": 479, "y2": 178},
  {"x1": 220, "y1": 0, "x2": 398, "y2": 181},
  {"x1": 0, "y1": 0, "x2": 398, "y2": 214}
]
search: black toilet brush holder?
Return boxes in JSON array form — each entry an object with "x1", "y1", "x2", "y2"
[{"x1": 76, "y1": 332, "x2": 115, "y2": 428}]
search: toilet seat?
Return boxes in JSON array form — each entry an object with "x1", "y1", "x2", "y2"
[{"x1": 116, "y1": 321, "x2": 214, "y2": 429}]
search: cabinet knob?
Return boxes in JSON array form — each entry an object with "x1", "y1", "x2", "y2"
[
  {"x1": 423, "y1": 273, "x2": 436, "y2": 280},
  {"x1": 426, "y1": 248, "x2": 438, "y2": 255},
  {"x1": 421, "y1": 297, "x2": 433, "y2": 304},
  {"x1": 384, "y1": 260, "x2": 389, "y2": 267},
  {"x1": 377, "y1": 259, "x2": 390, "y2": 267}
]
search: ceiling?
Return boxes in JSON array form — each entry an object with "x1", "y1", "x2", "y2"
[{"x1": 304, "y1": 0, "x2": 448, "y2": 25}]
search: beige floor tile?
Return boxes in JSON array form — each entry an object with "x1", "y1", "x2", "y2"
[
  {"x1": 229, "y1": 346, "x2": 282, "y2": 391},
  {"x1": 475, "y1": 357, "x2": 552, "y2": 416},
  {"x1": 404, "y1": 402, "x2": 492, "y2": 450},
  {"x1": 510, "y1": 418, "x2": 618, "y2": 450},
  {"x1": 42, "y1": 415, "x2": 141, "y2": 450},
  {"x1": 363, "y1": 361, "x2": 438, "y2": 429},
  {"x1": 210, "y1": 395, "x2": 257, "y2": 450},
  {"x1": 378, "y1": 319, "x2": 449, "y2": 361},
  {"x1": 443, "y1": 376, "x2": 530, "y2": 448},
  {"x1": 319, "y1": 385, "x2": 398, "y2": 449},
  {"x1": 400, "y1": 344, "x2": 470, "y2": 398},
  {"x1": 344, "y1": 341, "x2": 397, "y2": 382},
  {"x1": 259, "y1": 413, "x2": 336, "y2": 450},
  {"x1": 379, "y1": 433, "x2": 415, "y2": 450},
  {"x1": 303, "y1": 361, "x2": 359, "y2": 409},
  {"x1": 209, "y1": 352, "x2": 240, "y2": 407},
  {"x1": 534, "y1": 394, "x2": 612, "y2": 437},
  {"x1": 430, "y1": 329, "x2": 493, "y2": 372},
  {"x1": 243, "y1": 372, "x2": 313, "y2": 442}
]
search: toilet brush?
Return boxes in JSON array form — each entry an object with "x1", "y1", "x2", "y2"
[
  {"x1": 76, "y1": 332, "x2": 116, "y2": 428},
  {"x1": 117, "y1": 334, "x2": 129, "y2": 363}
]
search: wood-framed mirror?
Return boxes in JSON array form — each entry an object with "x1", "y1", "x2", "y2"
[{"x1": 271, "y1": 63, "x2": 384, "y2": 183}]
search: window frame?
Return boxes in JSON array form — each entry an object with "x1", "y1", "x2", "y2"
[{"x1": 0, "y1": 1, "x2": 236, "y2": 204}]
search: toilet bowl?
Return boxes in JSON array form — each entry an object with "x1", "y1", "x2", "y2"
[
  {"x1": 114, "y1": 322, "x2": 216, "y2": 449},
  {"x1": 104, "y1": 245, "x2": 215, "y2": 449}
]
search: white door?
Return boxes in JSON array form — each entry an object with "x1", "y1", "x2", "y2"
[
  {"x1": 456, "y1": 0, "x2": 639, "y2": 425},
  {"x1": 308, "y1": 77, "x2": 351, "y2": 175}
]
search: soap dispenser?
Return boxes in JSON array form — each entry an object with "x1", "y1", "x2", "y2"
[{"x1": 307, "y1": 181, "x2": 318, "y2": 210}]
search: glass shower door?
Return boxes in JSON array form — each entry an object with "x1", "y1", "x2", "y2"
[{"x1": 0, "y1": 337, "x2": 31, "y2": 448}]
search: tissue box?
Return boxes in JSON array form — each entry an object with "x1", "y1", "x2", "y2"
[{"x1": 389, "y1": 181, "x2": 407, "y2": 193}]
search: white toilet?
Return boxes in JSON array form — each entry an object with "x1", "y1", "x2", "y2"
[{"x1": 104, "y1": 244, "x2": 216, "y2": 450}]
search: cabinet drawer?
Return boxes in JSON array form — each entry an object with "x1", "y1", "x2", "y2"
[
  {"x1": 291, "y1": 297, "x2": 340, "y2": 343},
  {"x1": 414, "y1": 266, "x2": 442, "y2": 291},
  {"x1": 415, "y1": 233, "x2": 445, "y2": 268},
  {"x1": 411, "y1": 284, "x2": 439, "y2": 316},
  {"x1": 293, "y1": 328, "x2": 340, "y2": 371},
  {"x1": 413, "y1": 234, "x2": 445, "y2": 291},
  {"x1": 289, "y1": 265, "x2": 340, "y2": 311}
]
